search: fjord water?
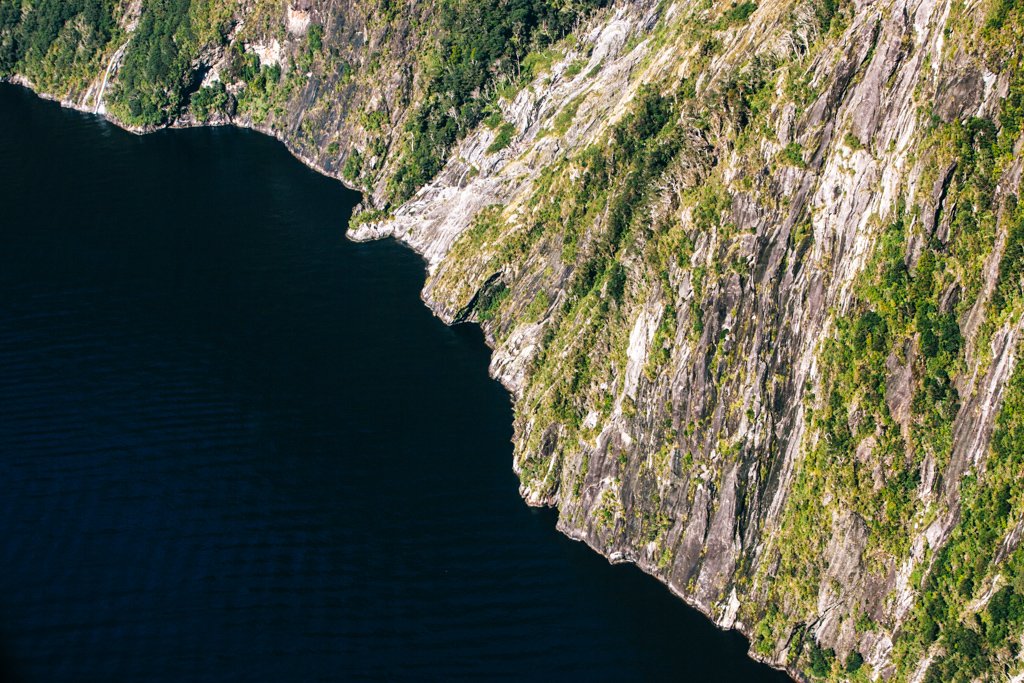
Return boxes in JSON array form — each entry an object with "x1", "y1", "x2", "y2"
[{"x1": 0, "y1": 84, "x2": 789, "y2": 683}]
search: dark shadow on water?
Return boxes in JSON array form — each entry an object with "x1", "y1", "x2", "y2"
[{"x1": 0, "y1": 82, "x2": 791, "y2": 683}]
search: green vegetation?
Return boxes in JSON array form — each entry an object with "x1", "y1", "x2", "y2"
[
  {"x1": 476, "y1": 281, "x2": 510, "y2": 321},
  {"x1": 342, "y1": 149, "x2": 363, "y2": 182},
  {"x1": 483, "y1": 110, "x2": 504, "y2": 129},
  {"x1": 222, "y1": 43, "x2": 282, "y2": 123},
  {"x1": 563, "y1": 57, "x2": 586, "y2": 78},
  {"x1": 458, "y1": 3, "x2": 1022, "y2": 676},
  {"x1": 361, "y1": 110, "x2": 388, "y2": 134},
  {"x1": 524, "y1": 291, "x2": 551, "y2": 321},
  {"x1": 780, "y1": 141, "x2": 806, "y2": 168},
  {"x1": 910, "y1": 359, "x2": 1024, "y2": 682},
  {"x1": 107, "y1": 0, "x2": 235, "y2": 126},
  {"x1": 109, "y1": 0, "x2": 196, "y2": 125},
  {"x1": 501, "y1": 82, "x2": 700, "y2": 490},
  {"x1": 10, "y1": 2, "x2": 1024, "y2": 679},
  {"x1": 3, "y1": 0, "x2": 293, "y2": 127},
  {"x1": 546, "y1": 93, "x2": 586, "y2": 137},
  {"x1": 486, "y1": 121, "x2": 516, "y2": 154},
  {"x1": 189, "y1": 81, "x2": 228, "y2": 121},
  {"x1": 750, "y1": 4, "x2": 1024, "y2": 678},
  {"x1": 306, "y1": 22, "x2": 323, "y2": 53},
  {"x1": 712, "y1": 1, "x2": 757, "y2": 30},
  {"x1": 348, "y1": 207, "x2": 390, "y2": 229},
  {"x1": 388, "y1": 0, "x2": 609, "y2": 204},
  {"x1": 809, "y1": 641, "x2": 836, "y2": 678},
  {"x1": 992, "y1": 198, "x2": 1024, "y2": 314},
  {"x1": 0, "y1": 0, "x2": 117, "y2": 93}
]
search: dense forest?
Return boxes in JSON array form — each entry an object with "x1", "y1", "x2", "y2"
[
  {"x1": 3, "y1": 0, "x2": 609, "y2": 182},
  {"x1": 388, "y1": 0, "x2": 610, "y2": 204},
  {"x1": 109, "y1": 0, "x2": 193, "y2": 125},
  {"x1": 109, "y1": 0, "x2": 235, "y2": 126},
  {"x1": 0, "y1": 0, "x2": 117, "y2": 93},
  {"x1": 6, "y1": 1, "x2": 1024, "y2": 680}
]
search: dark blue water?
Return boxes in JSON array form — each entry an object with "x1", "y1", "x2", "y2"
[{"x1": 0, "y1": 84, "x2": 789, "y2": 682}]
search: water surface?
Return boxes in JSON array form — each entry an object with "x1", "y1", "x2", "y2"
[{"x1": 0, "y1": 84, "x2": 790, "y2": 682}]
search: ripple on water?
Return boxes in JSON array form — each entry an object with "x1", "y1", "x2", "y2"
[{"x1": 0, "y1": 84, "x2": 791, "y2": 683}]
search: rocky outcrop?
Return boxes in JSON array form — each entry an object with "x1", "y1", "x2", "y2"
[{"x1": 8, "y1": 0, "x2": 1024, "y2": 680}]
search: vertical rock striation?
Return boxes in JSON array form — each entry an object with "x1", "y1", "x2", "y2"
[{"x1": 5, "y1": 0, "x2": 1024, "y2": 679}]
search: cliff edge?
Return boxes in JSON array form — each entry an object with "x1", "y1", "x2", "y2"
[{"x1": 5, "y1": 0, "x2": 1024, "y2": 680}]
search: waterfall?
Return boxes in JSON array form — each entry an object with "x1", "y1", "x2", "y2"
[{"x1": 94, "y1": 41, "x2": 129, "y2": 114}]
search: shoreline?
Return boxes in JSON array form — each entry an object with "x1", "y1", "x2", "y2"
[{"x1": 0, "y1": 77, "x2": 802, "y2": 683}]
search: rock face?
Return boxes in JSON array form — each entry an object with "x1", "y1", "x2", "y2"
[{"x1": 6, "y1": 0, "x2": 1024, "y2": 680}]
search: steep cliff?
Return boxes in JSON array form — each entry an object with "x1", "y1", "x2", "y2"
[{"x1": 5, "y1": 0, "x2": 1024, "y2": 680}]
